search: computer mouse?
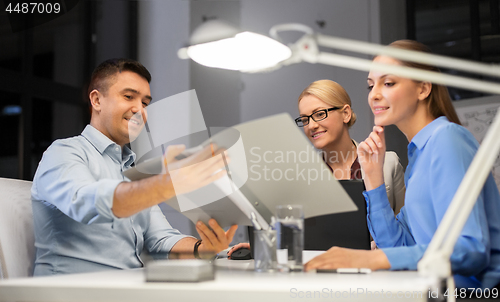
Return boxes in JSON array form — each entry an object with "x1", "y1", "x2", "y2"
[{"x1": 230, "y1": 247, "x2": 252, "y2": 260}]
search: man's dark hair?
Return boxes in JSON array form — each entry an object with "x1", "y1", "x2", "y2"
[{"x1": 87, "y1": 58, "x2": 152, "y2": 98}]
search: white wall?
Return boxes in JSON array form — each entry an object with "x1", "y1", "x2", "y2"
[
  {"x1": 189, "y1": 1, "x2": 242, "y2": 129},
  {"x1": 138, "y1": 0, "x2": 194, "y2": 236},
  {"x1": 139, "y1": 0, "x2": 190, "y2": 101}
]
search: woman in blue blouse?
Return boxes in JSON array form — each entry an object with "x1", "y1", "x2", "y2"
[{"x1": 304, "y1": 40, "x2": 500, "y2": 290}]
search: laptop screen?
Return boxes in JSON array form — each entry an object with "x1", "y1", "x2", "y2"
[
  {"x1": 303, "y1": 179, "x2": 370, "y2": 250},
  {"x1": 247, "y1": 179, "x2": 370, "y2": 255}
]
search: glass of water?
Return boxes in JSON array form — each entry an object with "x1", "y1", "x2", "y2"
[{"x1": 275, "y1": 205, "x2": 304, "y2": 272}]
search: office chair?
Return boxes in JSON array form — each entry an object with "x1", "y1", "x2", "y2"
[{"x1": 0, "y1": 177, "x2": 35, "y2": 279}]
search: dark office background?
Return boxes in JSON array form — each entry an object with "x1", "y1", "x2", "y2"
[
  {"x1": 0, "y1": 0, "x2": 499, "y2": 181},
  {"x1": 0, "y1": 0, "x2": 138, "y2": 180}
]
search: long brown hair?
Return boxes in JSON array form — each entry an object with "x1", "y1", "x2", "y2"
[{"x1": 385, "y1": 40, "x2": 461, "y2": 125}]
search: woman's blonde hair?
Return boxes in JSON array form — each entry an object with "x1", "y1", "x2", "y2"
[
  {"x1": 298, "y1": 79, "x2": 357, "y2": 127},
  {"x1": 385, "y1": 40, "x2": 461, "y2": 125}
]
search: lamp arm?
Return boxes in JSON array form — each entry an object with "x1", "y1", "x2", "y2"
[
  {"x1": 315, "y1": 33, "x2": 500, "y2": 78},
  {"x1": 269, "y1": 23, "x2": 313, "y2": 42},
  {"x1": 286, "y1": 34, "x2": 500, "y2": 94},
  {"x1": 308, "y1": 51, "x2": 500, "y2": 95}
]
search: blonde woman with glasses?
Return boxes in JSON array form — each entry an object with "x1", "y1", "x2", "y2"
[
  {"x1": 296, "y1": 79, "x2": 405, "y2": 216},
  {"x1": 228, "y1": 79, "x2": 405, "y2": 258}
]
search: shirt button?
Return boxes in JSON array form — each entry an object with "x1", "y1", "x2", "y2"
[{"x1": 115, "y1": 147, "x2": 120, "y2": 152}]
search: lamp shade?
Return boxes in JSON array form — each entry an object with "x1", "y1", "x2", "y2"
[{"x1": 178, "y1": 20, "x2": 292, "y2": 72}]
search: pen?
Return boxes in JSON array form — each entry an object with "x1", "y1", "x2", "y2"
[
  {"x1": 250, "y1": 212, "x2": 262, "y2": 230},
  {"x1": 317, "y1": 268, "x2": 371, "y2": 274}
]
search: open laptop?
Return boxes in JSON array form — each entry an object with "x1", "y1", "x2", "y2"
[
  {"x1": 247, "y1": 179, "x2": 370, "y2": 257},
  {"x1": 303, "y1": 179, "x2": 370, "y2": 250}
]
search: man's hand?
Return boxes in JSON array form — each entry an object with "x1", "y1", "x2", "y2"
[
  {"x1": 196, "y1": 219, "x2": 238, "y2": 255},
  {"x1": 227, "y1": 242, "x2": 251, "y2": 259},
  {"x1": 304, "y1": 246, "x2": 390, "y2": 272},
  {"x1": 162, "y1": 144, "x2": 229, "y2": 196},
  {"x1": 357, "y1": 126, "x2": 386, "y2": 191},
  {"x1": 112, "y1": 144, "x2": 229, "y2": 219}
]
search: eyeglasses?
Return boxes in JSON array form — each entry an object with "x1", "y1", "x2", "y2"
[{"x1": 295, "y1": 107, "x2": 343, "y2": 127}]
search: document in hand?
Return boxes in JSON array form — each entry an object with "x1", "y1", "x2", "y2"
[{"x1": 124, "y1": 113, "x2": 357, "y2": 228}]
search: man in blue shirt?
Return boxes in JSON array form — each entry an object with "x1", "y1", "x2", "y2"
[{"x1": 31, "y1": 58, "x2": 237, "y2": 275}]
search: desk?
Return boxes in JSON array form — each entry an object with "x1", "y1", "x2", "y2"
[{"x1": 0, "y1": 256, "x2": 439, "y2": 302}]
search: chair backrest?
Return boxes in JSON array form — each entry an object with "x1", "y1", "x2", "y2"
[{"x1": 0, "y1": 177, "x2": 35, "y2": 279}]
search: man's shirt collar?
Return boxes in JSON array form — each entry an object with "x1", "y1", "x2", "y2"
[{"x1": 81, "y1": 125, "x2": 136, "y2": 167}]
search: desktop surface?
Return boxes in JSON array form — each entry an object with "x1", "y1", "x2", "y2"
[{"x1": 0, "y1": 252, "x2": 439, "y2": 302}]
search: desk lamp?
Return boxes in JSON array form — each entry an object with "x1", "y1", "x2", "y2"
[
  {"x1": 177, "y1": 20, "x2": 292, "y2": 72},
  {"x1": 179, "y1": 21, "x2": 500, "y2": 301}
]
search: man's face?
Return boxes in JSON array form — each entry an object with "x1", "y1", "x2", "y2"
[{"x1": 92, "y1": 71, "x2": 151, "y2": 147}]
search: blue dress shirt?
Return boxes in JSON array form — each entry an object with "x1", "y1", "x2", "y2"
[
  {"x1": 32, "y1": 125, "x2": 190, "y2": 276},
  {"x1": 363, "y1": 116, "x2": 500, "y2": 289}
]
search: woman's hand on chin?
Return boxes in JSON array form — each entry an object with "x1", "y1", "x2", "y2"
[{"x1": 357, "y1": 126, "x2": 386, "y2": 190}]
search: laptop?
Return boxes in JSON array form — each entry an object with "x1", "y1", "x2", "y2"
[
  {"x1": 247, "y1": 179, "x2": 370, "y2": 257},
  {"x1": 303, "y1": 179, "x2": 370, "y2": 250}
]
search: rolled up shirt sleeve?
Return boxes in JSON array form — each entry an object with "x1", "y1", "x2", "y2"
[{"x1": 144, "y1": 205, "x2": 194, "y2": 258}]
